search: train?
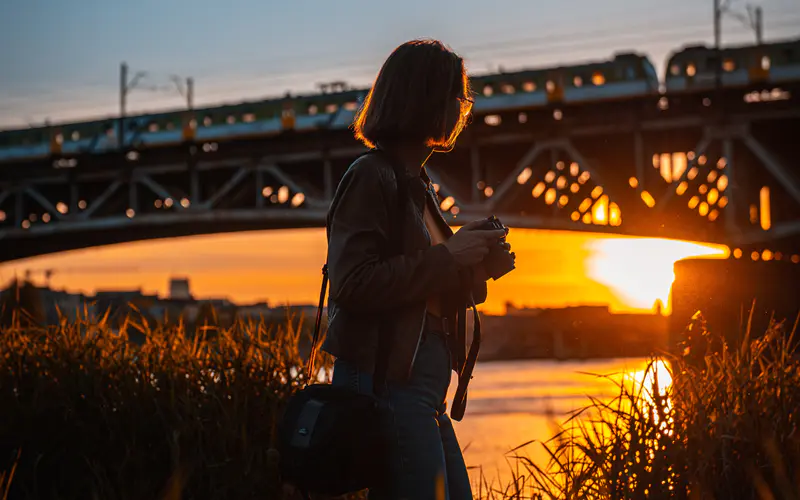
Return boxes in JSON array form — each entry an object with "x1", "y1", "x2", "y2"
[{"x1": 0, "y1": 38, "x2": 798, "y2": 164}]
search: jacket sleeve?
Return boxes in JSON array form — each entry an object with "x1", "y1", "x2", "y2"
[{"x1": 327, "y1": 159, "x2": 462, "y2": 313}]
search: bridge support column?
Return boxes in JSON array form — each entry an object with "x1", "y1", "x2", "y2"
[
  {"x1": 255, "y1": 168, "x2": 264, "y2": 208},
  {"x1": 14, "y1": 188, "x2": 23, "y2": 227},
  {"x1": 189, "y1": 160, "x2": 200, "y2": 206},
  {"x1": 128, "y1": 177, "x2": 138, "y2": 213}
]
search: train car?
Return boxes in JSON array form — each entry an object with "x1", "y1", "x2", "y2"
[
  {"x1": 469, "y1": 52, "x2": 659, "y2": 113},
  {"x1": 664, "y1": 38, "x2": 800, "y2": 93}
]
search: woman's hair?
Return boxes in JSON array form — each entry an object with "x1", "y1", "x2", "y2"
[{"x1": 353, "y1": 39, "x2": 472, "y2": 150}]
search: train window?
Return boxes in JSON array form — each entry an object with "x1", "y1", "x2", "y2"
[
  {"x1": 344, "y1": 102, "x2": 358, "y2": 111},
  {"x1": 670, "y1": 64, "x2": 680, "y2": 76},
  {"x1": 723, "y1": 59, "x2": 736, "y2": 72},
  {"x1": 483, "y1": 85, "x2": 494, "y2": 97},
  {"x1": 226, "y1": 115, "x2": 236, "y2": 124},
  {"x1": 243, "y1": 113, "x2": 256, "y2": 122},
  {"x1": 591, "y1": 72, "x2": 605, "y2": 85},
  {"x1": 573, "y1": 76, "x2": 583, "y2": 87},
  {"x1": 484, "y1": 115, "x2": 501, "y2": 126},
  {"x1": 546, "y1": 80, "x2": 555, "y2": 93},
  {"x1": 54, "y1": 133, "x2": 64, "y2": 145},
  {"x1": 522, "y1": 81, "x2": 536, "y2": 92},
  {"x1": 500, "y1": 84, "x2": 515, "y2": 94},
  {"x1": 166, "y1": 122, "x2": 175, "y2": 130},
  {"x1": 71, "y1": 131, "x2": 80, "y2": 141},
  {"x1": 686, "y1": 63, "x2": 697, "y2": 77},
  {"x1": 203, "y1": 116, "x2": 213, "y2": 127},
  {"x1": 761, "y1": 56, "x2": 771, "y2": 70},
  {"x1": 325, "y1": 103, "x2": 338, "y2": 113},
  {"x1": 308, "y1": 104, "x2": 318, "y2": 115},
  {"x1": 148, "y1": 122, "x2": 159, "y2": 132}
]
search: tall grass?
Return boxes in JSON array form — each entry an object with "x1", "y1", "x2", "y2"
[
  {"x1": 0, "y1": 302, "x2": 328, "y2": 500},
  {"x1": 479, "y1": 311, "x2": 800, "y2": 500}
]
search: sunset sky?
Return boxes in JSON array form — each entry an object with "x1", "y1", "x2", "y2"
[{"x1": 1, "y1": 0, "x2": 790, "y2": 312}]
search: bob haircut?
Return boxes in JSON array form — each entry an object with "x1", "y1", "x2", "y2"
[{"x1": 353, "y1": 39, "x2": 472, "y2": 150}]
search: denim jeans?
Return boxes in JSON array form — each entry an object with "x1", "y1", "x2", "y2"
[{"x1": 331, "y1": 328, "x2": 472, "y2": 500}]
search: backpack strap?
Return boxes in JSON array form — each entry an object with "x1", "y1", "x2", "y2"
[{"x1": 305, "y1": 149, "x2": 408, "y2": 386}]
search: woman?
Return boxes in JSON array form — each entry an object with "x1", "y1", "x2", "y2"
[{"x1": 322, "y1": 39, "x2": 507, "y2": 500}]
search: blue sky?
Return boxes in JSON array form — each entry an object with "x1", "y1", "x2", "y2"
[{"x1": 1, "y1": 0, "x2": 798, "y2": 128}]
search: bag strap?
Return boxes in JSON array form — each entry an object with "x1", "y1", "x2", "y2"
[{"x1": 305, "y1": 148, "x2": 408, "y2": 385}]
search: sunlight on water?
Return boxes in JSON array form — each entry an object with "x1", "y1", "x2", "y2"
[
  {"x1": 586, "y1": 237, "x2": 729, "y2": 313},
  {"x1": 452, "y1": 358, "x2": 674, "y2": 489}
]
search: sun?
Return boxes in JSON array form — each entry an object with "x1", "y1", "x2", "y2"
[{"x1": 586, "y1": 236, "x2": 729, "y2": 314}]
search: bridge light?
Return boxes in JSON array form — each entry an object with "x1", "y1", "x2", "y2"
[
  {"x1": 578, "y1": 197, "x2": 593, "y2": 213},
  {"x1": 699, "y1": 184, "x2": 708, "y2": 195},
  {"x1": 775, "y1": 252, "x2": 783, "y2": 260},
  {"x1": 751, "y1": 251, "x2": 760, "y2": 261},
  {"x1": 707, "y1": 171, "x2": 718, "y2": 183},
  {"x1": 181, "y1": 198, "x2": 190, "y2": 208},
  {"x1": 440, "y1": 196, "x2": 455, "y2": 211},
  {"x1": 592, "y1": 195, "x2": 608, "y2": 225},
  {"x1": 522, "y1": 81, "x2": 536, "y2": 92},
  {"x1": 762, "y1": 249, "x2": 773, "y2": 261},
  {"x1": 556, "y1": 161, "x2": 565, "y2": 171},
  {"x1": 629, "y1": 177, "x2": 639, "y2": 188},
  {"x1": 484, "y1": 114, "x2": 501, "y2": 126},
  {"x1": 22, "y1": 220, "x2": 31, "y2": 229},
  {"x1": 278, "y1": 186, "x2": 290, "y2": 204},
  {"x1": 698, "y1": 155, "x2": 707, "y2": 166},
  {"x1": 42, "y1": 213, "x2": 51, "y2": 223},
  {"x1": 687, "y1": 151, "x2": 696, "y2": 161},
  {"x1": 532, "y1": 182, "x2": 546, "y2": 198},
  {"x1": 658, "y1": 97, "x2": 669, "y2": 110},
  {"x1": 154, "y1": 199, "x2": 163, "y2": 208},
  {"x1": 126, "y1": 151, "x2": 140, "y2": 161},
  {"x1": 544, "y1": 188, "x2": 556, "y2": 205},
  {"x1": 570, "y1": 183, "x2": 580, "y2": 193},
  {"x1": 676, "y1": 181, "x2": 688, "y2": 195},
  {"x1": 262, "y1": 186, "x2": 274, "y2": 197},
  {"x1": 592, "y1": 72, "x2": 605, "y2": 86},
  {"x1": 698, "y1": 202, "x2": 709, "y2": 216},
  {"x1": 78, "y1": 200, "x2": 87, "y2": 210},
  {"x1": 451, "y1": 206, "x2": 460, "y2": 215},
  {"x1": 708, "y1": 209, "x2": 719, "y2": 221},
  {"x1": 556, "y1": 176, "x2": 567, "y2": 190},
  {"x1": 708, "y1": 188, "x2": 719, "y2": 205},
  {"x1": 558, "y1": 194, "x2": 569, "y2": 207},
  {"x1": 718, "y1": 196, "x2": 728, "y2": 208},
  {"x1": 28, "y1": 213, "x2": 37, "y2": 222},
  {"x1": 518, "y1": 112, "x2": 528, "y2": 123},
  {"x1": 582, "y1": 212, "x2": 592, "y2": 224},
  {"x1": 750, "y1": 204, "x2": 758, "y2": 224},
  {"x1": 270, "y1": 194, "x2": 278, "y2": 203},
  {"x1": 760, "y1": 186, "x2": 771, "y2": 230},
  {"x1": 570, "y1": 162, "x2": 579, "y2": 177},
  {"x1": 687, "y1": 167, "x2": 698, "y2": 180},
  {"x1": 484, "y1": 186, "x2": 494, "y2": 197},
  {"x1": 126, "y1": 208, "x2": 135, "y2": 218},
  {"x1": 571, "y1": 211, "x2": 580, "y2": 221},
  {"x1": 717, "y1": 175, "x2": 728, "y2": 191},
  {"x1": 477, "y1": 181, "x2": 486, "y2": 190},
  {"x1": 686, "y1": 63, "x2": 696, "y2": 77},
  {"x1": 733, "y1": 248, "x2": 742, "y2": 259},
  {"x1": 517, "y1": 167, "x2": 532, "y2": 184},
  {"x1": 609, "y1": 202, "x2": 621, "y2": 226},
  {"x1": 553, "y1": 109, "x2": 563, "y2": 121},
  {"x1": 56, "y1": 202, "x2": 68, "y2": 214},
  {"x1": 433, "y1": 183, "x2": 440, "y2": 193},
  {"x1": 792, "y1": 255, "x2": 800, "y2": 264},
  {"x1": 0, "y1": 210, "x2": 5, "y2": 222},
  {"x1": 688, "y1": 196, "x2": 699, "y2": 209},
  {"x1": 544, "y1": 171, "x2": 556, "y2": 183},
  {"x1": 291, "y1": 193, "x2": 305, "y2": 207},
  {"x1": 591, "y1": 186, "x2": 603, "y2": 199},
  {"x1": 578, "y1": 171, "x2": 590, "y2": 184},
  {"x1": 641, "y1": 190, "x2": 656, "y2": 208},
  {"x1": 702, "y1": 98, "x2": 711, "y2": 107}
]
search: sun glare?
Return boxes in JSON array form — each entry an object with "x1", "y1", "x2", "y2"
[{"x1": 586, "y1": 237, "x2": 729, "y2": 314}]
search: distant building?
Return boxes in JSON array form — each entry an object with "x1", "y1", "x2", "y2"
[{"x1": 169, "y1": 277, "x2": 192, "y2": 300}]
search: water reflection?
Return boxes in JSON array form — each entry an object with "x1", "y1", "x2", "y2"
[{"x1": 451, "y1": 358, "x2": 673, "y2": 488}]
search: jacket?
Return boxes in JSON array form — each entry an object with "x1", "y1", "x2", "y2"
[{"x1": 321, "y1": 151, "x2": 487, "y2": 386}]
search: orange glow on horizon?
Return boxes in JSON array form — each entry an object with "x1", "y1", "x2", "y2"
[{"x1": 0, "y1": 228, "x2": 729, "y2": 317}]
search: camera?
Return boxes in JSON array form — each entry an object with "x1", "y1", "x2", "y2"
[{"x1": 472, "y1": 215, "x2": 516, "y2": 280}]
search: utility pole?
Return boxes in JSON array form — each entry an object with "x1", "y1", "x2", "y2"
[
  {"x1": 714, "y1": 0, "x2": 722, "y2": 89},
  {"x1": 187, "y1": 77, "x2": 194, "y2": 110},
  {"x1": 754, "y1": 6, "x2": 763, "y2": 44}
]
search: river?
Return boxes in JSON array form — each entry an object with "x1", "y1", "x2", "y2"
[{"x1": 448, "y1": 357, "x2": 658, "y2": 489}]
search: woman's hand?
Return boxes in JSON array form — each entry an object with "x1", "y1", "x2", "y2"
[{"x1": 443, "y1": 220, "x2": 506, "y2": 267}]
